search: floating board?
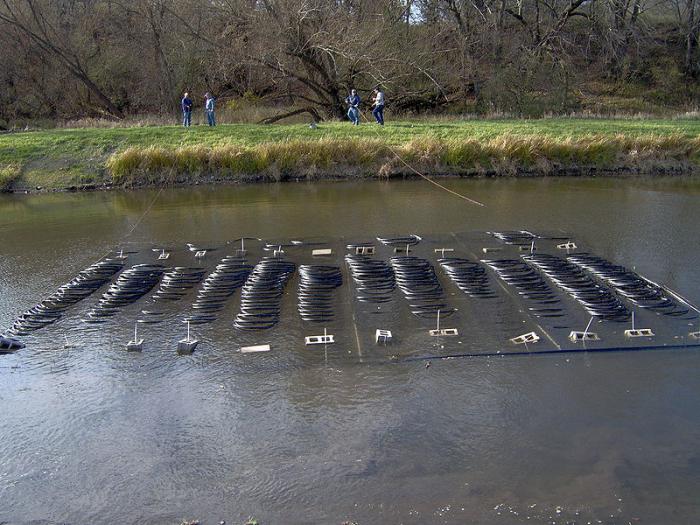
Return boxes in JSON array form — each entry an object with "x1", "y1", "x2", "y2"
[
  {"x1": 241, "y1": 344, "x2": 271, "y2": 353},
  {"x1": 624, "y1": 328, "x2": 654, "y2": 338},
  {"x1": 305, "y1": 334, "x2": 334, "y2": 345},
  {"x1": 429, "y1": 328, "x2": 459, "y2": 337}
]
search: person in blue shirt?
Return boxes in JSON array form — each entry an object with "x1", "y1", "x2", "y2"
[
  {"x1": 345, "y1": 89, "x2": 360, "y2": 125},
  {"x1": 181, "y1": 92, "x2": 193, "y2": 127},
  {"x1": 204, "y1": 92, "x2": 216, "y2": 126},
  {"x1": 371, "y1": 88, "x2": 385, "y2": 125}
]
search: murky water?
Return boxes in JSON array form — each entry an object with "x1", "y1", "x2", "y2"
[{"x1": 1, "y1": 178, "x2": 700, "y2": 525}]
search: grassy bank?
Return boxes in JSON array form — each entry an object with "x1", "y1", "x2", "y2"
[{"x1": 2, "y1": 118, "x2": 700, "y2": 191}]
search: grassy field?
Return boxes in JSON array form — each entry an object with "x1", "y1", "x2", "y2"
[{"x1": 1, "y1": 118, "x2": 700, "y2": 190}]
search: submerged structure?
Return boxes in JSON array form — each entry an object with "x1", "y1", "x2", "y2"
[{"x1": 2, "y1": 231, "x2": 699, "y2": 361}]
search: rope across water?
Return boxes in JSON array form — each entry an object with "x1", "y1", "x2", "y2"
[{"x1": 358, "y1": 108, "x2": 487, "y2": 208}]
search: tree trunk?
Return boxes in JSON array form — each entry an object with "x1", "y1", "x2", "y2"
[
  {"x1": 685, "y1": 0, "x2": 700, "y2": 78},
  {"x1": 259, "y1": 106, "x2": 323, "y2": 124}
]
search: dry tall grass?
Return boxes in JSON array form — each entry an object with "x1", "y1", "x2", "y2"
[
  {"x1": 0, "y1": 164, "x2": 20, "y2": 191},
  {"x1": 107, "y1": 139, "x2": 390, "y2": 184},
  {"x1": 106, "y1": 134, "x2": 700, "y2": 186}
]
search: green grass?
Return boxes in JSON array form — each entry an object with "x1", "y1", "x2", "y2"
[{"x1": 1, "y1": 118, "x2": 700, "y2": 190}]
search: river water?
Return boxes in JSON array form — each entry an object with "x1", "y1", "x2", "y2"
[{"x1": 1, "y1": 178, "x2": 699, "y2": 525}]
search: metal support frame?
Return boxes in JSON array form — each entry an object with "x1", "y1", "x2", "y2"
[
  {"x1": 375, "y1": 329, "x2": 392, "y2": 344},
  {"x1": 429, "y1": 310, "x2": 458, "y2": 337},
  {"x1": 510, "y1": 331, "x2": 540, "y2": 345}
]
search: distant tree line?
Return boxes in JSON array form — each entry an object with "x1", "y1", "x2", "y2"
[{"x1": 1, "y1": 0, "x2": 700, "y2": 123}]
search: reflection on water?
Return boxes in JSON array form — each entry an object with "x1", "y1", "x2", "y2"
[{"x1": 1, "y1": 178, "x2": 700, "y2": 524}]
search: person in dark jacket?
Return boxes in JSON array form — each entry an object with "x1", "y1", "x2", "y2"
[
  {"x1": 345, "y1": 89, "x2": 360, "y2": 125},
  {"x1": 181, "y1": 92, "x2": 193, "y2": 127}
]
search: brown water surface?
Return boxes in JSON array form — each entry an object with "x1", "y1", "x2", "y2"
[{"x1": 1, "y1": 178, "x2": 699, "y2": 524}]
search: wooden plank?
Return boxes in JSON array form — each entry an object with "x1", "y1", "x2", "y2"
[{"x1": 241, "y1": 344, "x2": 271, "y2": 353}]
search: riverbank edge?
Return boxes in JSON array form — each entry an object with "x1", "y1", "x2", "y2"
[
  {"x1": 2, "y1": 162, "x2": 698, "y2": 195},
  {"x1": 3, "y1": 135, "x2": 700, "y2": 194}
]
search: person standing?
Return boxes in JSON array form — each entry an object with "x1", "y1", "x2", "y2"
[
  {"x1": 181, "y1": 92, "x2": 193, "y2": 127},
  {"x1": 204, "y1": 92, "x2": 216, "y2": 126},
  {"x1": 371, "y1": 87, "x2": 385, "y2": 126},
  {"x1": 345, "y1": 89, "x2": 361, "y2": 125}
]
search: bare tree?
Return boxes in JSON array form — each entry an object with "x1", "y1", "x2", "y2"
[
  {"x1": 675, "y1": 0, "x2": 700, "y2": 78},
  {"x1": 0, "y1": 0, "x2": 698, "y2": 122},
  {"x1": 0, "y1": 0, "x2": 124, "y2": 117}
]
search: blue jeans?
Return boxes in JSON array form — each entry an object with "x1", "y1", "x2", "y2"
[
  {"x1": 206, "y1": 111, "x2": 216, "y2": 126},
  {"x1": 347, "y1": 107, "x2": 360, "y2": 125},
  {"x1": 182, "y1": 110, "x2": 192, "y2": 127},
  {"x1": 372, "y1": 105, "x2": 384, "y2": 125}
]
